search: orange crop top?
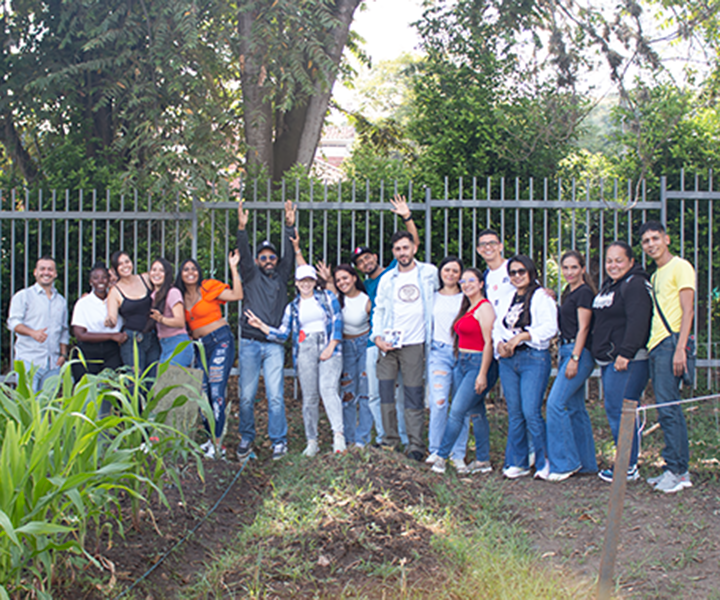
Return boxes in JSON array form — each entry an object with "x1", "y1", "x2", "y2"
[{"x1": 185, "y1": 279, "x2": 229, "y2": 332}]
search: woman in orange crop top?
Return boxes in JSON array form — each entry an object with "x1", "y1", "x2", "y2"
[
  {"x1": 430, "y1": 267, "x2": 498, "y2": 475},
  {"x1": 175, "y1": 250, "x2": 243, "y2": 458}
]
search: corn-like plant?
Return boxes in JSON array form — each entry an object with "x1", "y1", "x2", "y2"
[{"x1": 0, "y1": 352, "x2": 212, "y2": 597}]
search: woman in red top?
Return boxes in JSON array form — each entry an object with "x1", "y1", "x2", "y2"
[
  {"x1": 431, "y1": 267, "x2": 498, "y2": 475},
  {"x1": 175, "y1": 250, "x2": 243, "y2": 458}
]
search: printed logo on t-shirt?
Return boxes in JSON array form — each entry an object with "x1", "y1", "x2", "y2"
[
  {"x1": 504, "y1": 301, "x2": 524, "y2": 329},
  {"x1": 398, "y1": 283, "x2": 420, "y2": 303},
  {"x1": 593, "y1": 291, "x2": 615, "y2": 309}
]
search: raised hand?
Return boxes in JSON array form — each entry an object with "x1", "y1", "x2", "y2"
[
  {"x1": 238, "y1": 200, "x2": 249, "y2": 230},
  {"x1": 285, "y1": 200, "x2": 297, "y2": 227},
  {"x1": 228, "y1": 248, "x2": 240, "y2": 268},
  {"x1": 389, "y1": 194, "x2": 411, "y2": 220}
]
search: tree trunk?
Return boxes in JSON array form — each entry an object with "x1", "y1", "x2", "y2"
[
  {"x1": 239, "y1": 8, "x2": 274, "y2": 177},
  {"x1": 0, "y1": 111, "x2": 38, "y2": 183},
  {"x1": 294, "y1": 0, "x2": 363, "y2": 171}
]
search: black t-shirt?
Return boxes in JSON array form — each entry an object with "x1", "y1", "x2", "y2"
[
  {"x1": 559, "y1": 284, "x2": 594, "y2": 348},
  {"x1": 503, "y1": 292, "x2": 529, "y2": 333}
]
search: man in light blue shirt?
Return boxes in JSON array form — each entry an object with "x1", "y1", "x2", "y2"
[{"x1": 7, "y1": 256, "x2": 69, "y2": 391}]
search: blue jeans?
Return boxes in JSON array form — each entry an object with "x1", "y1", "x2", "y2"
[
  {"x1": 367, "y1": 344, "x2": 407, "y2": 445},
  {"x1": 197, "y1": 325, "x2": 235, "y2": 439},
  {"x1": 120, "y1": 328, "x2": 160, "y2": 377},
  {"x1": 546, "y1": 345, "x2": 597, "y2": 473},
  {"x1": 499, "y1": 347, "x2": 552, "y2": 471},
  {"x1": 341, "y1": 334, "x2": 373, "y2": 445},
  {"x1": 649, "y1": 336, "x2": 689, "y2": 474},
  {"x1": 438, "y1": 353, "x2": 499, "y2": 462},
  {"x1": 428, "y1": 341, "x2": 467, "y2": 460},
  {"x1": 601, "y1": 359, "x2": 649, "y2": 468},
  {"x1": 238, "y1": 338, "x2": 287, "y2": 446},
  {"x1": 159, "y1": 333, "x2": 194, "y2": 368},
  {"x1": 20, "y1": 359, "x2": 60, "y2": 393}
]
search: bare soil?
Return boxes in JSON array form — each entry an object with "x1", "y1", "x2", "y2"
[{"x1": 57, "y1": 377, "x2": 720, "y2": 599}]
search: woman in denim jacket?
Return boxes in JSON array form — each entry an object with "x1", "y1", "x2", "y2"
[{"x1": 246, "y1": 264, "x2": 345, "y2": 455}]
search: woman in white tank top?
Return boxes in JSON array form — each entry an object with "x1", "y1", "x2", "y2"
[
  {"x1": 426, "y1": 256, "x2": 469, "y2": 473},
  {"x1": 320, "y1": 263, "x2": 373, "y2": 447}
]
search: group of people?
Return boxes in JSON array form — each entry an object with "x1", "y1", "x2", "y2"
[{"x1": 6, "y1": 197, "x2": 696, "y2": 494}]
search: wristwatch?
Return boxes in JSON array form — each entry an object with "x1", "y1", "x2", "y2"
[{"x1": 571, "y1": 354, "x2": 580, "y2": 362}]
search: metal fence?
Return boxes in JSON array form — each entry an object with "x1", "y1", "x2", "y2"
[{"x1": 1, "y1": 175, "x2": 718, "y2": 385}]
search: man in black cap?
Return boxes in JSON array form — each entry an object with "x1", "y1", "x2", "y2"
[
  {"x1": 236, "y1": 199, "x2": 298, "y2": 460},
  {"x1": 352, "y1": 195, "x2": 419, "y2": 445}
]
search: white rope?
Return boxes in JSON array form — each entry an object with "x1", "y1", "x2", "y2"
[{"x1": 637, "y1": 393, "x2": 720, "y2": 412}]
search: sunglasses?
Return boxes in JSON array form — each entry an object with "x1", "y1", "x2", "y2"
[
  {"x1": 258, "y1": 254, "x2": 277, "y2": 262},
  {"x1": 508, "y1": 268, "x2": 528, "y2": 277}
]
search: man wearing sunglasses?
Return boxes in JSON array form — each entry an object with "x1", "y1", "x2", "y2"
[{"x1": 235, "y1": 199, "x2": 298, "y2": 461}]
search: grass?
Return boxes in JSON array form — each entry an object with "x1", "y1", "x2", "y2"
[{"x1": 184, "y1": 449, "x2": 594, "y2": 599}]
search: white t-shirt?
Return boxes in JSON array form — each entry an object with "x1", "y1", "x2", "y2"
[
  {"x1": 72, "y1": 292, "x2": 123, "y2": 334},
  {"x1": 298, "y1": 296, "x2": 326, "y2": 334},
  {"x1": 342, "y1": 292, "x2": 370, "y2": 336},
  {"x1": 393, "y1": 267, "x2": 425, "y2": 345},
  {"x1": 485, "y1": 260, "x2": 514, "y2": 324},
  {"x1": 432, "y1": 291, "x2": 463, "y2": 345}
]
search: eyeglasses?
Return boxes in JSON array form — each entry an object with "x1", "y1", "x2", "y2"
[
  {"x1": 508, "y1": 268, "x2": 528, "y2": 277},
  {"x1": 459, "y1": 277, "x2": 479, "y2": 284},
  {"x1": 477, "y1": 241, "x2": 499, "y2": 249},
  {"x1": 258, "y1": 254, "x2": 277, "y2": 262}
]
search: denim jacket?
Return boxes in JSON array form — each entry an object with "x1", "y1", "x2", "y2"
[
  {"x1": 266, "y1": 289, "x2": 343, "y2": 369},
  {"x1": 371, "y1": 261, "x2": 439, "y2": 348}
]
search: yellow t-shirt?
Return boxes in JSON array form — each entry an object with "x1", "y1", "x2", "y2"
[{"x1": 648, "y1": 256, "x2": 695, "y2": 350}]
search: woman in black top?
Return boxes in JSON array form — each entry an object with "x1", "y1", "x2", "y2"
[
  {"x1": 591, "y1": 241, "x2": 652, "y2": 483},
  {"x1": 543, "y1": 251, "x2": 598, "y2": 481},
  {"x1": 106, "y1": 250, "x2": 160, "y2": 375}
]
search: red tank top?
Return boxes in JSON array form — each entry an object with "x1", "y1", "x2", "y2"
[{"x1": 453, "y1": 299, "x2": 489, "y2": 352}]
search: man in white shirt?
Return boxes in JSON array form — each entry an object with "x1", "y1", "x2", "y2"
[
  {"x1": 7, "y1": 256, "x2": 69, "y2": 391},
  {"x1": 372, "y1": 231, "x2": 438, "y2": 460}
]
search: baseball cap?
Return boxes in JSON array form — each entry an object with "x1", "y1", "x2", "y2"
[
  {"x1": 257, "y1": 240, "x2": 278, "y2": 256},
  {"x1": 295, "y1": 264, "x2": 317, "y2": 280},
  {"x1": 352, "y1": 246, "x2": 373, "y2": 264}
]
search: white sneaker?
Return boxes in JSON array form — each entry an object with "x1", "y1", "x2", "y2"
[
  {"x1": 503, "y1": 466, "x2": 531, "y2": 479},
  {"x1": 200, "y1": 440, "x2": 225, "y2": 460},
  {"x1": 333, "y1": 432, "x2": 347, "y2": 453},
  {"x1": 303, "y1": 439, "x2": 319, "y2": 457},
  {"x1": 467, "y1": 460, "x2": 492, "y2": 474},
  {"x1": 546, "y1": 467, "x2": 580, "y2": 482},
  {"x1": 431, "y1": 457, "x2": 446, "y2": 474},
  {"x1": 451, "y1": 457, "x2": 469, "y2": 475},
  {"x1": 653, "y1": 470, "x2": 693, "y2": 493},
  {"x1": 534, "y1": 463, "x2": 550, "y2": 480},
  {"x1": 425, "y1": 452, "x2": 439, "y2": 464}
]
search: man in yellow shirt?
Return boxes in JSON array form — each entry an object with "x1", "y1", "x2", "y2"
[{"x1": 640, "y1": 221, "x2": 695, "y2": 493}]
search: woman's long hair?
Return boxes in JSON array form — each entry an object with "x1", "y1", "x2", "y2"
[
  {"x1": 110, "y1": 250, "x2": 131, "y2": 274},
  {"x1": 437, "y1": 256, "x2": 464, "y2": 290},
  {"x1": 333, "y1": 264, "x2": 366, "y2": 308},
  {"x1": 152, "y1": 257, "x2": 175, "y2": 311},
  {"x1": 451, "y1": 267, "x2": 485, "y2": 354},
  {"x1": 506, "y1": 254, "x2": 541, "y2": 329},
  {"x1": 175, "y1": 258, "x2": 205, "y2": 295},
  {"x1": 560, "y1": 250, "x2": 596, "y2": 302}
]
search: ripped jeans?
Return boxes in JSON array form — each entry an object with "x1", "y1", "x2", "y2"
[
  {"x1": 428, "y1": 340, "x2": 468, "y2": 460},
  {"x1": 341, "y1": 333, "x2": 373, "y2": 445},
  {"x1": 197, "y1": 325, "x2": 235, "y2": 439}
]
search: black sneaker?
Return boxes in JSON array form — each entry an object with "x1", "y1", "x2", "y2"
[
  {"x1": 236, "y1": 439, "x2": 253, "y2": 461},
  {"x1": 272, "y1": 442, "x2": 288, "y2": 460},
  {"x1": 408, "y1": 450, "x2": 424, "y2": 462}
]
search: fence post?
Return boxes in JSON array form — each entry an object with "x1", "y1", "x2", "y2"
[
  {"x1": 660, "y1": 176, "x2": 667, "y2": 227},
  {"x1": 597, "y1": 398, "x2": 638, "y2": 600},
  {"x1": 191, "y1": 196, "x2": 198, "y2": 260},
  {"x1": 424, "y1": 186, "x2": 431, "y2": 264}
]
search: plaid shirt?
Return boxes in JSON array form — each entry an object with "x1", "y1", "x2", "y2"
[{"x1": 266, "y1": 289, "x2": 343, "y2": 370}]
